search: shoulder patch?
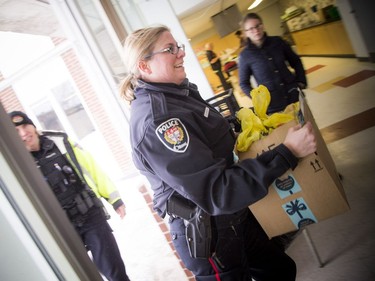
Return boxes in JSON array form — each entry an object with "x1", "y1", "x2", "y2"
[{"x1": 155, "y1": 118, "x2": 189, "y2": 153}]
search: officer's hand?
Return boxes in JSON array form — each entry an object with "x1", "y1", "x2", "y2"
[
  {"x1": 116, "y1": 204, "x2": 126, "y2": 219},
  {"x1": 283, "y1": 121, "x2": 316, "y2": 158},
  {"x1": 298, "y1": 82, "x2": 306, "y2": 89}
]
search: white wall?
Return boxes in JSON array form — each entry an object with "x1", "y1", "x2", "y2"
[{"x1": 256, "y1": 2, "x2": 285, "y2": 36}]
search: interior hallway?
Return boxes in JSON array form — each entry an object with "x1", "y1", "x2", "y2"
[{"x1": 107, "y1": 56, "x2": 375, "y2": 281}]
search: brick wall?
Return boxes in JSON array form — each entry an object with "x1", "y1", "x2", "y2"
[
  {"x1": 52, "y1": 37, "x2": 135, "y2": 176},
  {"x1": 0, "y1": 80, "x2": 24, "y2": 113},
  {"x1": 138, "y1": 185, "x2": 196, "y2": 281}
]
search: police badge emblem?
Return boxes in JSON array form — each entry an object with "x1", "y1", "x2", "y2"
[
  {"x1": 156, "y1": 118, "x2": 189, "y2": 153},
  {"x1": 12, "y1": 115, "x2": 24, "y2": 124}
]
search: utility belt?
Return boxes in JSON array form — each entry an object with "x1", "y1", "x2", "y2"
[
  {"x1": 40, "y1": 159, "x2": 107, "y2": 222},
  {"x1": 213, "y1": 208, "x2": 249, "y2": 229},
  {"x1": 57, "y1": 185, "x2": 106, "y2": 226},
  {"x1": 62, "y1": 187, "x2": 104, "y2": 217},
  {"x1": 47, "y1": 164, "x2": 104, "y2": 218},
  {"x1": 166, "y1": 193, "x2": 212, "y2": 259}
]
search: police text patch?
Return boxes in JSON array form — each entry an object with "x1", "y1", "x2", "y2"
[{"x1": 155, "y1": 118, "x2": 189, "y2": 153}]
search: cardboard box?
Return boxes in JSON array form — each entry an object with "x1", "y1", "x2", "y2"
[{"x1": 238, "y1": 95, "x2": 350, "y2": 238}]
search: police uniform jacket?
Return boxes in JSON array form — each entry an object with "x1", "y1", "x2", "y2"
[
  {"x1": 238, "y1": 34, "x2": 307, "y2": 113},
  {"x1": 36, "y1": 131, "x2": 124, "y2": 211},
  {"x1": 130, "y1": 79, "x2": 299, "y2": 218}
]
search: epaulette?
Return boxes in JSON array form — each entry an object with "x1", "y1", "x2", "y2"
[{"x1": 149, "y1": 92, "x2": 169, "y2": 123}]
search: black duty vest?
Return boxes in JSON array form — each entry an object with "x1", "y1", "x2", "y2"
[{"x1": 33, "y1": 136, "x2": 102, "y2": 226}]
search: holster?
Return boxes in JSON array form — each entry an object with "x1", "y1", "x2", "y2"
[{"x1": 167, "y1": 193, "x2": 212, "y2": 259}]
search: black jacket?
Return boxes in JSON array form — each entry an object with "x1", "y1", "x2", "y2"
[
  {"x1": 239, "y1": 35, "x2": 307, "y2": 113},
  {"x1": 130, "y1": 79, "x2": 298, "y2": 217},
  {"x1": 206, "y1": 50, "x2": 222, "y2": 71}
]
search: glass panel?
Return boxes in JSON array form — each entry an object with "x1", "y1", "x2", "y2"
[
  {"x1": 111, "y1": 0, "x2": 146, "y2": 32},
  {"x1": 76, "y1": 0, "x2": 126, "y2": 78},
  {"x1": 51, "y1": 81, "x2": 95, "y2": 139},
  {"x1": 31, "y1": 100, "x2": 64, "y2": 131}
]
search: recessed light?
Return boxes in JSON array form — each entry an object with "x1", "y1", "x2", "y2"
[{"x1": 248, "y1": 0, "x2": 263, "y2": 10}]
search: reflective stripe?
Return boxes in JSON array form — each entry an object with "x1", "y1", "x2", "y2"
[{"x1": 109, "y1": 191, "x2": 121, "y2": 204}]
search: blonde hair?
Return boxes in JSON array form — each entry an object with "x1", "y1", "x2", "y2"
[{"x1": 119, "y1": 25, "x2": 170, "y2": 103}]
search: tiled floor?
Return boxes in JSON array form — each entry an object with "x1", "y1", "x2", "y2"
[
  {"x1": 286, "y1": 57, "x2": 375, "y2": 281},
  {"x1": 108, "y1": 56, "x2": 375, "y2": 281}
]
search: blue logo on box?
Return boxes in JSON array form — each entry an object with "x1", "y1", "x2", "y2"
[
  {"x1": 283, "y1": 198, "x2": 317, "y2": 229},
  {"x1": 272, "y1": 174, "x2": 301, "y2": 199}
]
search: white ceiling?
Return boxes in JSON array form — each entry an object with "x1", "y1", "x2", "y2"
[
  {"x1": 0, "y1": 0, "x2": 276, "y2": 39},
  {"x1": 0, "y1": 0, "x2": 63, "y2": 37}
]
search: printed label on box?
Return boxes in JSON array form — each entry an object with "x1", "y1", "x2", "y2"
[
  {"x1": 283, "y1": 198, "x2": 317, "y2": 229},
  {"x1": 310, "y1": 155, "x2": 324, "y2": 173},
  {"x1": 272, "y1": 174, "x2": 301, "y2": 199}
]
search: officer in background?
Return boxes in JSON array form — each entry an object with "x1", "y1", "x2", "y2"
[
  {"x1": 205, "y1": 42, "x2": 232, "y2": 91},
  {"x1": 8, "y1": 111, "x2": 131, "y2": 281}
]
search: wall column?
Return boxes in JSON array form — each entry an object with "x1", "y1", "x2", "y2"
[
  {"x1": 136, "y1": 0, "x2": 215, "y2": 100},
  {"x1": 337, "y1": 0, "x2": 369, "y2": 60}
]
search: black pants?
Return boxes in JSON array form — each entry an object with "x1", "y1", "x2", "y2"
[
  {"x1": 215, "y1": 70, "x2": 231, "y2": 91},
  {"x1": 170, "y1": 208, "x2": 296, "y2": 281},
  {"x1": 76, "y1": 209, "x2": 130, "y2": 281}
]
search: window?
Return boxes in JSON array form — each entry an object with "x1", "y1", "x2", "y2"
[
  {"x1": 31, "y1": 99, "x2": 64, "y2": 131},
  {"x1": 51, "y1": 81, "x2": 95, "y2": 139}
]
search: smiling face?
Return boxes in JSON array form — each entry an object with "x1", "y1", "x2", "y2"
[
  {"x1": 139, "y1": 31, "x2": 186, "y2": 85},
  {"x1": 15, "y1": 124, "x2": 40, "y2": 152}
]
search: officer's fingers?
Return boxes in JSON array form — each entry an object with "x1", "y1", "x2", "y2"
[
  {"x1": 117, "y1": 210, "x2": 125, "y2": 219},
  {"x1": 116, "y1": 205, "x2": 126, "y2": 219}
]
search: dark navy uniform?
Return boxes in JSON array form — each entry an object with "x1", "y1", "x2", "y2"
[
  {"x1": 32, "y1": 133, "x2": 130, "y2": 281},
  {"x1": 130, "y1": 79, "x2": 298, "y2": 280}
]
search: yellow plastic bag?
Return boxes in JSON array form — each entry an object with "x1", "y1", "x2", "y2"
[
  {"x1": 263, "y1": 102, "x2": 300, "y2": 128},
  {"x1": 236, "y1": 108, "x2": 268, "y2": 152},
  {"x1": 236, "y1": 129, "x2": 262, "y2": 152},
  {"x1": 236, "y1": 85, "x2": 300, "y2": 152},
  {"x1": 250, "y1": 85, "x2": 270, "y2": 119},
  {"x1": 262, "y1": 112, "x2": 294, "y2": 128}
]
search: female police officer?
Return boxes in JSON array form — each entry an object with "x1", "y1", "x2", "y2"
[{"x1": 119, "y1": 25, "x2": 316, "y2": 281}]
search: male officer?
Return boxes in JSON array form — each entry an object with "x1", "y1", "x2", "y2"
[{"x1": 8, "y1": 110, "x2": 131, "y2": 281}]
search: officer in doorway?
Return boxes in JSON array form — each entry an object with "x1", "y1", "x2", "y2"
[{"x1": 8, "y1": 111, "x2": 131, "y2": 281}]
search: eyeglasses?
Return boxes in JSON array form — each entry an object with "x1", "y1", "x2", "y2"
[
  {"x1": 244, "y1": 23, "x2": 263, "y2": 32},
  {"x1": 144, "y1": 43, "x2": 185, "y2": 59}
]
